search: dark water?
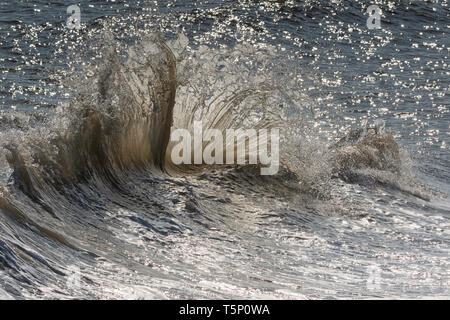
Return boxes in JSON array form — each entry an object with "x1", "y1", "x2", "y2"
[{"x1": 0, "y1": 0, "x2": 448, "y2": 299}]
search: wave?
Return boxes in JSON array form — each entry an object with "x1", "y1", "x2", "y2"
[
  {"x1": 0, "y1": 33, "x2": 433, "y2": 240},
  {"x1": 0, "y1": 5, "x2": 446, "y2": 295},
  {"x1": 0, "y1": 33, "x2": 300, "y2": 187}
]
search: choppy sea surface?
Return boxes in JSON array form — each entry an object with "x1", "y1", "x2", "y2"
[{"x1": 0, "y1": 0, "x2": 448, "y2": 299}]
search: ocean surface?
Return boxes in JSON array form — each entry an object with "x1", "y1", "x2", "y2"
[{"x1": 0, "y1": 0, "x2": 448, "y2": 299}]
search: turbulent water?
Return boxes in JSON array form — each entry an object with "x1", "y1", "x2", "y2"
[{"x1": 0, "y1": 0, "x2": 449, "y2": 299}]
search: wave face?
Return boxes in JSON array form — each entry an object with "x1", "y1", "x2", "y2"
[{"x1": 0, "y1": 0, "x2": 449, "y2": 299}]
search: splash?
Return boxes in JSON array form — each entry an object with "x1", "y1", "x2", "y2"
[{"x1": 0, "y1": 33, "x2": 430, "y2": 205}]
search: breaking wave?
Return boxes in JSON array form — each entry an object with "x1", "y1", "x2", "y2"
[{"x1": 0, "y1": 25, "x2": 444, "y2": 299}]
